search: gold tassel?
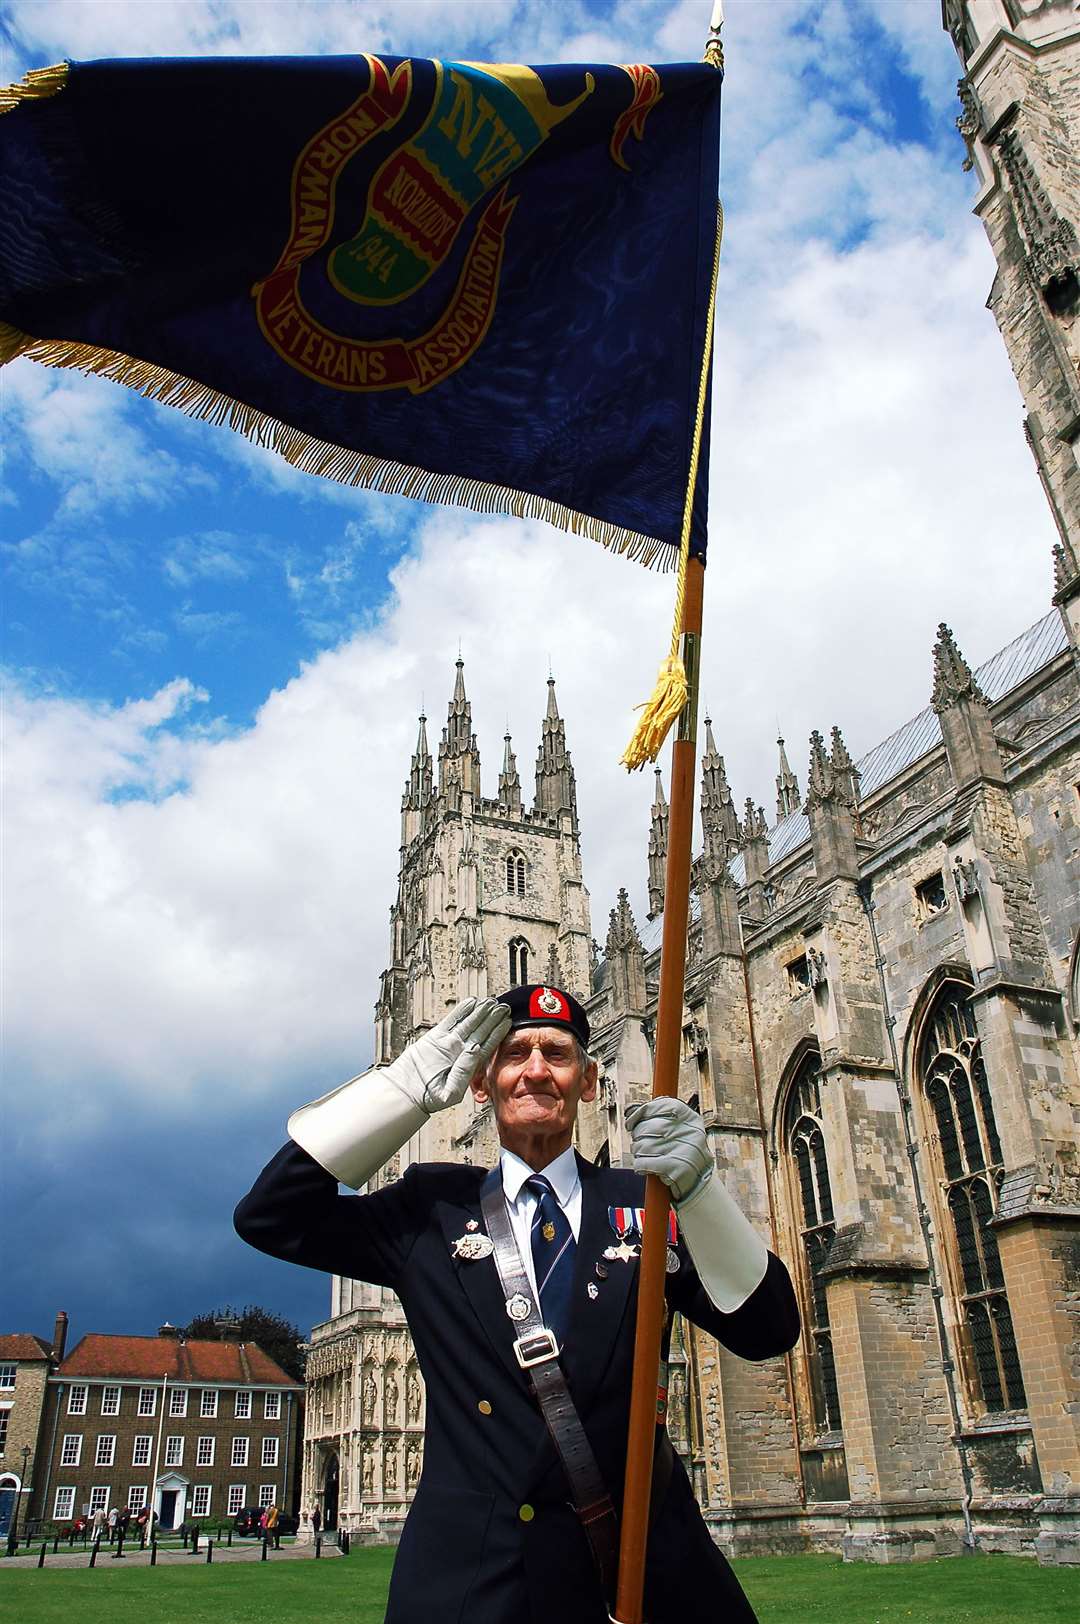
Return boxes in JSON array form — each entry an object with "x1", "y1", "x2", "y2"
[
  {"x1": 620, "y1": 201, "x2": 723, "y2": 770},
  {"x1": 0, "y1": 62, "x2": 68, "y2": 115},
  {"x1": 619, "y1": 655, "x2": 689, "y2": 770}
]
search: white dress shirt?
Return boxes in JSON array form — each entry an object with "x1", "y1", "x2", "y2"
[{"x1": 499, "y1": 1143, "x2": 582, "y2": 1301}]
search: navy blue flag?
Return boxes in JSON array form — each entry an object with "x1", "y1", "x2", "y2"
[{"x1": 0, "y1": 55, "x2": 720, "y2": 564}]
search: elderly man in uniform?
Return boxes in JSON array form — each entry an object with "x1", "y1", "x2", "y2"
[{"x1": 235, "y1": 985, "x2": 799, "y2": 1622}]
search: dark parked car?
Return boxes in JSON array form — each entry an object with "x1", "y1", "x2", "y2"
[{"x1": 233, "y1": 1506, "x2": 298, "y2": 1537}]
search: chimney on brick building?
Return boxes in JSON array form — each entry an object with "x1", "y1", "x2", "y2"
[{"x1": 52, "y1": 1310, "x2": 68, "y2": 1362}]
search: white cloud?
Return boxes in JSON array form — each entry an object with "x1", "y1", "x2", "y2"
[
  {"x1": 2, "y1": 359, "x2": 209, "y2": 518},
  {"x1": 4, "y1": 0, "x2": 536, "y2": 70},
  {"x1": 2, "y1": 519, "x2": 668, "y2": 1141},
  {"x1": 162, "y1": 532, "x2": 251, "y2": 588},
  {"x1": 172, "y1": 604, "x2": 247, "y2": 644}
]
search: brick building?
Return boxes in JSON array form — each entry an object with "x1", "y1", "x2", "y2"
[
  {"x1": 32, "y1": 1329, "x2": 303, "y2": 1531},
  {"x1": 0, "y1": 1314, "x2": 67, "y2": 1540},
  {"x1": 302, "y1": 0, "x2": 1079, "y2": 1562}
]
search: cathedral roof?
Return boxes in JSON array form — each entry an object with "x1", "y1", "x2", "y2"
[{"x1": 732, "y1": 609, "x2": 1067, "y2": 878}]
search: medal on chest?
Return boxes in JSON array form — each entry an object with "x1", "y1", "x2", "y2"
[
  {"x1": 608, "y1": 1207, "x2": 679, "y2": 1243},
  {"x1": 451, "y1": 1232, "x2": 494, "y2": 1261},
  {"x1": 602, "y1": 1240, "x2": 640, "y2": 1264}
]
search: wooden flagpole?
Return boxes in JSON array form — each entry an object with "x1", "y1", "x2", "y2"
[
  {"x1": 612, "y1": 11, "x2": 723, "y2": 1622},
  {"x1": 612, "y1": 557, "x2": 704, "y2": 1624}
]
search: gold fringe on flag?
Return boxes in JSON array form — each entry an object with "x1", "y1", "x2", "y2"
[
  {"x1": 0, "y1": 62, "x2": 68, "y2": 114},
  {"x1": 0, "y1": 318, "x2": 677, "y2": 569},
  {"x1": 620, "y1": 202, "x2": 723, "y2": 770}
]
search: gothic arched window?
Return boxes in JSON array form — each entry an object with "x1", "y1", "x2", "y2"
[
  {"x1": 506, "y1": 850, "x2": 527, "y2": 897},
  {"x1": 783, "y1": 1053, "x2": 842, "y2": 1434},
  {"x1": 508, "y1": 937, "x2": 530, "y2": 986},
  {"x1": 918, "y1": 981, "x2": 1025, "y2": 1414}
]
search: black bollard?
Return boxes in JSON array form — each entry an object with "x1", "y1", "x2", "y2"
[
  {"x1": 261, "y1": 1536, "x2": 268, "y2": 1562},
  {"x1": 38, "y1": 1543, "x2": 46, "y2": 1568},
  {"x1": 112, "y1": 1529, "x2": 125, "y2": 1560},
  {"x1": 181, "y1": 1528, "x2": 188, "y2": 1550},
  {"x1": 206, "y1": 1539, "x2": 213, "y2": 1564},
  {"x1": 150, "y1": 1539, "x2": 157, "y2": 1567},
  {"x1": 227, "y1": 1528, "x2": 232, "y2": 1547},
  {"x1": 315, "y1": 1536, "x2": 322, "y2": 1559},
  {"x1": 88, "y1": 1538, "x2": 98, "y2": 1567},
  {"x1": 53, "y1": 1535, "x2": 59, "y2": 1554},
  {"x1": 191, "y1": 1528, "x2": 199, "y2": 1555}
]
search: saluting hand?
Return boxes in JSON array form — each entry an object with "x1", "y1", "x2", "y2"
[{"x1": 390, "y1": 997, "x2": 512, "y2": 1114}]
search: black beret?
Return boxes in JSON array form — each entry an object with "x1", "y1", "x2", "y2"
[{"x1": 495, "y1": 983, "x2": 590, "y2": 1049}]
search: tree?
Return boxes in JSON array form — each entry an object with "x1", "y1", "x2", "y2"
[{"x1": 182, "y1": 1304, "x2": 306, "y2": 1383}]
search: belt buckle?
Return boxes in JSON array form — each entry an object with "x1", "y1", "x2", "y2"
[{"x1": 513, "y1": 1329, "x2": 559, "y2": 1369}]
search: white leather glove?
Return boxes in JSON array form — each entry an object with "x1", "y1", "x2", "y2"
[
  {"x1": 289, "y1": 997, "x2": 511, "y2": 1189},
  {"x1": 626, "y1": 1097, "x2": 768, "y2": 1313},
  {"x1": 383, "y1": 998, "x2": 512, "y2": 1113},
  {"x1": 625, "y1": 1097, "x2": 712, "y2": 1203}
]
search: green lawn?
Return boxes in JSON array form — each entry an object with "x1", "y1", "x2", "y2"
[
  {"x1": 736, "y1": 1554, "x2": 1080, "y2": 1621},
  {"x1": 2, "y1": 1550, "x2": 1079, "y2": 1622}
]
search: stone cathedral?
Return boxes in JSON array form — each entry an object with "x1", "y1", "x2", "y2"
[{"x1": 301, "y1": 0, "x2": 1080, "y2": 1563}]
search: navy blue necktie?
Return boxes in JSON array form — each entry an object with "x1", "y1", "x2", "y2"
[{"x1": 526, "y1": 1175, "x2": 576, "y2": 1346}]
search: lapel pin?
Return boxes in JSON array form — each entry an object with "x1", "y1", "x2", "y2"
[
  {"x1": 594, "y1": 1261, "x2": 608, "y2": 1280},
  {"x1": 452, "y1": 1233, "x2": 494, "y2": 1261},
  {"x1": 587, "y1": 1282, "x2": 599, "y2": 1300},
  {"x1": 465, "y1": 1219, "x2": 479, "y2": 1232}
]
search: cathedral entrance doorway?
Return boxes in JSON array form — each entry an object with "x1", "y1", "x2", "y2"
[{"x1": 322, "y1": 1454, "x2": 339, "y2": 1531}]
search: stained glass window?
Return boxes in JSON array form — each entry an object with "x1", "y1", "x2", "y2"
[
  {"x1": 784, "y1": 1053, "x2": 842, "y2": 1434},
  {"x1": 918, "y1": 982, "x2": 1025, "y2": 1413}
]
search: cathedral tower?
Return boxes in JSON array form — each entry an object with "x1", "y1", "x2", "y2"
[
  {"x1": 944, "y1": 0, "x2": 1080, "y2": 640},
  {"x1": 375, "y1": 658, "x2": 592, "y2": 1166}
]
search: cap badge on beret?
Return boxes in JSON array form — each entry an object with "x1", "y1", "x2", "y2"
[
  {"x1": 496, "y1": 981, "x2": 590, "y2": 1047},
  {"x1": 533, "y1": 986, "x2": 567, "y2": 1020}
]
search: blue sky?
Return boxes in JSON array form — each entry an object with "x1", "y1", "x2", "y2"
[{"x1": 1, "y1": 1, "x2": 1061, "y2": 1350}]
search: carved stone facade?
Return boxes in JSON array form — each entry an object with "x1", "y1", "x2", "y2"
[
  {"x1": 589, "y1": 588, "x2": 1079, "y2": 1561},
  {"x1": 302, "y1": 2, "x2": 1080, "y2": 1562}
]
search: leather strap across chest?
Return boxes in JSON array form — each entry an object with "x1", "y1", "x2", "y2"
[{"x1": 480, "y1": 1179, "x2": 619, "y2": 1603}]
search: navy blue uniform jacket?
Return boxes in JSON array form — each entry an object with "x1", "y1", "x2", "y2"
[{"x1": 235, "y1": 1141, "x2": 800, "y2": 1623}]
